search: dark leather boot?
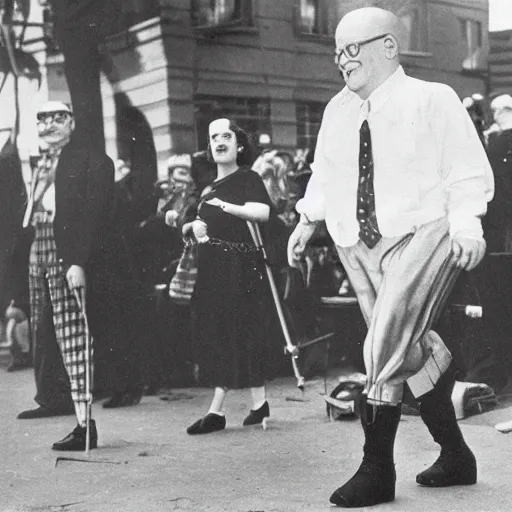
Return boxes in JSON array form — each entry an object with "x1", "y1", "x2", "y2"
[
  {"x1": 330, "y1": 399, "x2": 401, "y2": 508},
  {"x1": 52, "y1": 420, "x2": 98, "y2": 451},
  {"x1": 416, "y1": 363, "x2": 477, "y2": 487}
]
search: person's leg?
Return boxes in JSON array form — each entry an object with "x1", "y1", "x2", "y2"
[
  {"x1": 187, "y1": 387, "x2": 228, "y2": 435},
  {"x1": 47, "y1": 266, "x2": 96, "y2": 451},
  {"x1": 32, "y1": 299, "x2": 74, "y2": 414},
  {"x1": 330, "y1": 398, "x2": 401, "y2": 507},
  {"x1": 330, "y1": 243, "x2": 399, "y2": 507},
  {"x1": 242, "y1": 386, "x2": 270, "y2": 427},
  {"x1": 415, "y1": 363, "x2": 476, "y2": 487},
  {"x1": 331, "y1": 219, "x2": 464, "y2": 506}
]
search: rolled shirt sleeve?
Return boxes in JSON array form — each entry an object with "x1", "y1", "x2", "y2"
[{"x1": 430, "y1": 84, "x2": 494, "y2": 240}]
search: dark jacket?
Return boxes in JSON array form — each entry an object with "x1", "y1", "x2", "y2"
[{"x1": 53, "y1": 135, "x2": 115, "y2": 289}]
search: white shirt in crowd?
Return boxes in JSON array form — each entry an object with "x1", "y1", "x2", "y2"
[{"x1": 296, "y1": 66, "x2": 494, "y2": 248}]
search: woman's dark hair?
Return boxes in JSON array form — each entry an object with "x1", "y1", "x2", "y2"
[{"x1": 206, "y1": 119, "x2": 255, "y2": 167}]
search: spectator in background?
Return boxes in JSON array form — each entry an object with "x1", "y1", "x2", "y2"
[{"x1": 484, "y1": 94, "x2": 512, "y2": 253}]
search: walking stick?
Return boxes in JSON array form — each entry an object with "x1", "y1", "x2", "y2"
[{"x1": 247, "y1": 222, "x2": 305, "y2": 390}]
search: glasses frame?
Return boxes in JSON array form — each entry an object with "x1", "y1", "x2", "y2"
[
  {"x1": 36, "y1": 111, "x2": 73, "y2": 125},
  {"x1": 334, "y1": 33, "x2": 389, "y2": 66}
]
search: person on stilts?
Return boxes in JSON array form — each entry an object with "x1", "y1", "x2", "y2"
[{"x1": 287, "y1": 8, "x2": 494, "y2": 508}]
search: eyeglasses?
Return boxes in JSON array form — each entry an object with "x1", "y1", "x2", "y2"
[
  {"x1": 36, "y1": 111, "x2": 72, "y2": 125},
  {"x1": 334, "y1": 33, "x2": 388, "y2": 66}
]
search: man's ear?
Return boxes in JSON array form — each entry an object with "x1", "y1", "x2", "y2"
[{"x1": 384, "y1": 35, "x2": 399, "y2": 60}]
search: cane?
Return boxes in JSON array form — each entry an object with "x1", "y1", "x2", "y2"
[
  {"x1": 247, "y1": 221, "x2": 305, "y2": 390},
  {"x1": 72, "y1": 286, "x2": 92, "y2": 456}
]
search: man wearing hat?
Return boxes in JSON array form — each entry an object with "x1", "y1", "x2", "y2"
[{"x1": 23, "y1": 100, "x2": 115, "y2": 451}]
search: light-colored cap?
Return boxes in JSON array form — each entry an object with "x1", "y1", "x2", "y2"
[
  {"x1": 37, "y1": 100, "x2": 72, "y2": 115},
  {"x1": 491, "y1": 94, "x2": 512, "y2": 111}
]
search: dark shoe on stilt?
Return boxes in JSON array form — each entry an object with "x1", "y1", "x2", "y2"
[
  {"x1": 52, "y1": 420, "x2": 98, "y2": 451},
  {"x1": 416, "y1": 363, "x2": 477, "y2": 487},
  {"x1": 243, "y1": 401, "x2": 270, "y2": 428},
  {"x1": 187, "y1": 413, "x2": 226, "y2": 435},
  {"x1": 329, "y1": 401, "x2": 401, "y2": 508}
]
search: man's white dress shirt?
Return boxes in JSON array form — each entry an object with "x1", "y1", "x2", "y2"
[{"x1": 296, "y1": 66, "x2": 494, "y2": 247}]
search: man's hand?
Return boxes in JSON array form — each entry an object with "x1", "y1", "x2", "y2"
[
  {"x1": 287, "y1": 221, "x2": 317, "y2": 268},
  {"x1": 451, "y1": 236, "x2": 486, "y2": 271},
  {"x1": 66, "y1": 265, "x2": 86, "y2": 290}
]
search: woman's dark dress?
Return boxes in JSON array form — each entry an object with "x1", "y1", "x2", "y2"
[{"x1": 191, "y1": 168, "x2": 273, "y2": 389}]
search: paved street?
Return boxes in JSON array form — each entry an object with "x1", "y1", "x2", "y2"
[{"x1": 2, "y1": 354, "x2": 512, "y2": 512}]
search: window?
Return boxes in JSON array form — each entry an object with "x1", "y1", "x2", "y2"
[
  {"x1": 460, "y1": 19, "x2": 483, "y2": 70},
  {"x1": 396, "y1": 2, "x2": 428, "y2": 53},
  {"x1": 296, "y1": 101, "x2": 325, "y2": 150},
  {"x1": 398, "y1": 6, "x2": 421, "y2": 52},
  {"x1": 297, "y1": 0, "x2": 342, "y2": 37},
  {"x1": 194, "y1": 96, "x2": 271, "y2": 150},
  {"x1": 191, "y1": 0, "x2": 253, "y2": 30}
]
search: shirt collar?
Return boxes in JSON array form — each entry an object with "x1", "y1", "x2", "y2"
[{"x1": 358, "y1": 65, "x2": 407, "y2": 116}]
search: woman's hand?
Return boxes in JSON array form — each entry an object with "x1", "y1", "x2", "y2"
[
  {"x1": 192, "y1": 219, "x2": 209, "y2": 243},
  {"x1": 182, "y1": 221, "x2": 194, "y2": 237},
  {"x1": 205, "y1": 197, "x2": 224, "y2": 208}
]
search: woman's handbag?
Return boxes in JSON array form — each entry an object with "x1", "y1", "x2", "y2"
[{"x1": 168, "y1": 240, "x2": 198, "y2": 305}]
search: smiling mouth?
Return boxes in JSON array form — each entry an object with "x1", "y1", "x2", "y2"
[{"x1": 215, "y1": 146, "x2": 227, "y2": 154}]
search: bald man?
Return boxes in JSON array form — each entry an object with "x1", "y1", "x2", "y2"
[
  {"x1": 24, "y1": 101, "x2": 115, "y2": 451},
  {"x1": 288, "y1": 7, "x2": 494, "y2": 508}
]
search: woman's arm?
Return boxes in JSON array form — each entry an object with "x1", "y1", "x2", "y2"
[{"x1": 206, "y1": 198, "x2": 270, "y2": 223}]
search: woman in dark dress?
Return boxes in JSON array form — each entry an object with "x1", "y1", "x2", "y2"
[{"x1": 184, "y1": 118, "x2": 273, "y2": 435}]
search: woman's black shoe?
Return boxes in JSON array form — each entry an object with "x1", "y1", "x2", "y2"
[
  {"x1": 243, "y1": 401, "x2": 270, "y2": 428},
  {"x1": 187, "y1": 413, "x2": 226, "y2": 435},
  {"x1": 52, "y1": 420, "x2": 98, "y2": 451}
]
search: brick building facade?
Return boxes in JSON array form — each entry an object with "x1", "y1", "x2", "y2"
[{"x1": 43, "y1": 0, "x2": 490, "y2": 180}]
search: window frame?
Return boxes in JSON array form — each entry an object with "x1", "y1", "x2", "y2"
[
  {"x1": 191, "y1": 0, "x2": 254, "y2": 33},
  {"x1": 296, "y1": 100, "x2": 325, "y2": 151},
  {"x1": 294, "y1": 0, "x2": 336, "y2": 41},
  {"x1": 397, "y1": 1, "x2": 430, "y2": 57},
  {"x1": 459, "y1": 17, "x2": 484, "y2": 71}
]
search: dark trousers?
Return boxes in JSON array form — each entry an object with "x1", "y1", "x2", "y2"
[{"x1": 33, "y1": 301, "x2": 74, "y2": 413}]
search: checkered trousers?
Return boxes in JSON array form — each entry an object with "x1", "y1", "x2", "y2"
[{"x1": 29, "y1": 217, "x2": 93, "y2": 403}]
